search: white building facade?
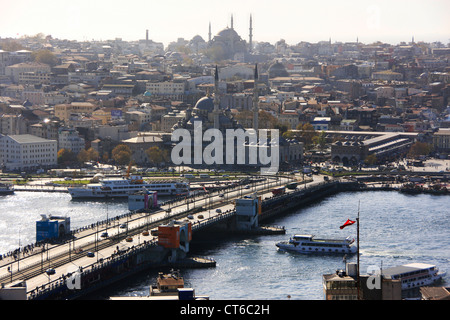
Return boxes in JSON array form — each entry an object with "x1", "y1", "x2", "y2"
[{"x1": 0, "y1": 134, "x2": 57, "y2": 171}]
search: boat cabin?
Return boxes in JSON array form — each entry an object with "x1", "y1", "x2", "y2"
[
  {"x1": 292, "y1": 234, "x2": 314, "y2": 242},
  {"x1": 150, "y1": 270, "x2": 185, "y2": 296}
]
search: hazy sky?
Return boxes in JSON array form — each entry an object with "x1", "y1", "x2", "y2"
[{"x1": 1, "y1": 0, "x2": 449, "y2": 46}]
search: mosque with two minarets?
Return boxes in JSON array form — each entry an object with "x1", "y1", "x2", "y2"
[{"x1": 172, "y1": 64, "x2": 260, "y2": 135}]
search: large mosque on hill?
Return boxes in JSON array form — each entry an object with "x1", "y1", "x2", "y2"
[{"x1": 207, "y1": 14, "x2": 253, "y2": 60}]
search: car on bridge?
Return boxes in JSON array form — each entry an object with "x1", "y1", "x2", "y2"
[
  {"x1": 46, "y1": 268, "x2": 55, "y2": 275},
  {"x1": 87, "y1": 252, "x2": 95, "y2": 258}
]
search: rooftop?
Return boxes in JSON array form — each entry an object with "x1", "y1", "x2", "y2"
[{"x1": 7, "y1": 134, "x2": 56, "y2": 144}]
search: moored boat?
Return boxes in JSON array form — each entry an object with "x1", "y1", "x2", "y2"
[
  {"x1": 150, "y1": 269, "x2": 185, "y2": 296},
  {"x1": 0, "y1": 183, "x2": 14, "y2": 195},
  {"x1": 68, "y1": 175, "x2": 189, "y2": 199},
  {"x1": 380, "y1": 263, "x2": 446, "y2": 291},
  {"x1": 276, "y1": 234, "x2": 357, "y2": 254}
]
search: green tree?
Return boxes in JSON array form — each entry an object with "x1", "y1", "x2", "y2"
[
  {"x1": 146, "y1": 146, "x2": 163, "y2": 166},
  {"x1": 296, "y1": 123, "x2": 317, "y2": 150},
  {"x1": 86, "y1": 147, "x2": 99, "y2": 161},
  {"x1": 364, "y1": 154, "x2": 377, "y2": 165},
  {"x1": 57, "y1": 149, "x2": 76, "y2": 164},
  {"x1": 31, "y1": 49, "x2": 58, "y2": 66},
  {"x1": 274, "y1": 123, "x2": 288, "y2": 135},
  {"x1": 146, "y1": 147, "x2": 170, "y2": 166},
  {"x1": 77, "y1": 149, "x2": 89, "y2": 163},
  {"x1": 407, "y1": 142, "x2": 433, "y2": 158},
  {"x1": 282, "y1": 130, "x2": 296, "y2": 139},
  {"x1": 1, "y1": 40, "x2": 25, "y2": 52},
  {"x1": 312, "y1": 130, "x2": 327, "y2": 151},
  {"x1": 203, "y1": 46, "x2": 226, "y2": 62},
  {"x1": 112, "y1": 144, "x2": 132, "y2": 166}
]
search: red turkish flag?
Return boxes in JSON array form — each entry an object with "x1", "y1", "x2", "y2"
[{"x1": 340, "y1": 219, "x2": 356, "y2": 229}]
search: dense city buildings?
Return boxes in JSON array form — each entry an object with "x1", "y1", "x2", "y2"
[{"x1": 0, "y1": 16, "x2": 449, "y2": 172}]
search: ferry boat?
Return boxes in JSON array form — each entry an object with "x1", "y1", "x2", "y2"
[
  {"x1": 68, "y1": 175, "x2": 189, "y2": 199},
  {"x1": 380, "y1": 263, "x2": 446, "y2": 291},
  {"x1": 0, "y1": 183, "x2": 14, "y2": 195},
  {"x1": 276, "y1": 234, "x2": 357, "y2": 254},
  {"x1": 150, "y1": 270, "x2": 185, "y2": 296}
]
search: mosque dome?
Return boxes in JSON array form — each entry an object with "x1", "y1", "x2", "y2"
[
  {"x1": 194, "y1": 96, "x2": 215, "y2": 111},
  {"x1": 216, "y1": 27, "x2": 241, "y2": 40},
  {"x1": 191, "y1": 35, "x2": 205, "y2": 43},
  {"x1": 268, "y1": 61, "x2": 289, "y2": 78}
]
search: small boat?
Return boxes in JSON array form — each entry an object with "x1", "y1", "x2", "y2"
[
  {"x1": 276, "y1": 234, "x2": 356, "y2": 254},
  {"x1": 150, "y1": 269, "x2": 185, "y2": 296},
  {"x1": 0, "y1": 183, "x2": 14, "y2": 195}
]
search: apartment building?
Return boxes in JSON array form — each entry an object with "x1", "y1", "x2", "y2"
[
  {"x1": 54, "y1": 102, "x2": 96, "y2": 122},
  {"x1": 0, "y1": 134, "x2": 57, "y2": 171},
  {"x1": 5, "y1": 62, "x2": 51, "y2": 83},
  {"x1": 145, "y1": 81, "x2": 185, "y2": 100},
  {"x1": 58, "y1": 128, "x2": 85, "y2": 154},
  {"x1": 0, "y1": 114, "x2": 28, "y2": 135}
]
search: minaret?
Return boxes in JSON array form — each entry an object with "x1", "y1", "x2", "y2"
[
  {"x1": 249, "y1": 14, "x2": 253, "y2": 53},
  {"x1": 229, "y1": 15, "x2": 234, "y2": 53},
  {"x1": 208, "y1": 22, "x2": 211, "y2": 42},
  {"x1": 213, "y1": 65, "x2": 220, "y2": 130},
  {"x1": 252, "y1": 64, "x2": 259, "y2": 131}
]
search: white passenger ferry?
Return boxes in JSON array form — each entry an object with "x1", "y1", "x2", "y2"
[
  {"x1": 68, "y1": 175, "x2": 189, "y2": 199},
  {"x1": 380, "y1": 263, "x2": 446, "y2": 290},
  {"x1": 276, "y1": 234, "x2": 357, "y2": 254}
]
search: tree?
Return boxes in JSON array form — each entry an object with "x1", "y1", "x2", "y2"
[
  {"x1": 1, "y1": 40, "x2": 25, "y2": 52},
  {"x1": 407, "y1": 142, "x2": 433, "y2": 158},
  {"x1": 296, "y1": 123, "x2": 317, "y2": 149},
  {"x1": 203, "y1": 46, "x2": 226, "y2": 62},
  {"x1": 86, "y1": 147, "x2": 99, "y2": 161},
  {"x1": 146, "y1": 147, "x2": 170, "y2": 166},
  {"x1": 146, "y1": 146, "x2": 163, "y2": 166},
  {"x1": 112, "y1": 144, "x2": 132, "y2": 166},
  {"x1": 57, "y1": 149, "x2": 76, "y2": 164},
  {"x1": 282, "y1": 130, "x2": 296, "y2": 139},
  {"x1": 274, "y1": 123, "x2": 288, "y2": 135},
  {"x1": 77, "y1": 149, "x2": 89, "y2": 163},
  {"x1": 312, "y1": 130, "x2": 327, "y2": 151},
  {"x1": 31, "y1": 49, "x2": 58, "y2": 66},
  {"x1": 364, "y1": 154, "x2": 377, "y2": 165}
]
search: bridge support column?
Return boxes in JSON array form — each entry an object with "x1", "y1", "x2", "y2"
[{"x1": 235, "y1": 196, "x2": 260, "y2": 230}]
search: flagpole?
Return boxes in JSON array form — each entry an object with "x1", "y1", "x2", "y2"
[{"x1": 357, "y1": 200, "x2": 360, "y2": 300}]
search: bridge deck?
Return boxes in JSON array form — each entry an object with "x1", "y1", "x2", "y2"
[{"x1": 1, "y1": 174, "x2": 313, "y2": 298}]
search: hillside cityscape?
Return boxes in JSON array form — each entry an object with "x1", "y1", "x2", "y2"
[
  {"x1": 0, "y1": 14, "x2": 449, "y2": 171},
  {"x1": 0, "y1": 12, "x2": 449, "y2": 303}
]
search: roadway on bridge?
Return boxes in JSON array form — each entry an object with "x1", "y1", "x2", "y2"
[{"x1": 0, "y1": 173, "x2": 325, "y2": 297}]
